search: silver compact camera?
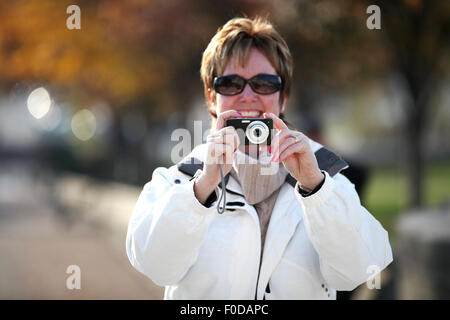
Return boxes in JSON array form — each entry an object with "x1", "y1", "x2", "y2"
[{"x1": 226, "y1": 118, "x2": 273, "y2": 146}]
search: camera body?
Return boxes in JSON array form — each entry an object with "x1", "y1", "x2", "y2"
[{"x1": 226, "y1": 118, "x2": 273, "y2": 146}]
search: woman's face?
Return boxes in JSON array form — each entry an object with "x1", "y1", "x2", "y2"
[{"x1": 210, "y1": 48, "x2": 286, "y2": 118}]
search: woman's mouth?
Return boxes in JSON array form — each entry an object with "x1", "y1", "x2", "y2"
[{"x1": 239, "y1": 110, "x2": 262, "y2": 118}]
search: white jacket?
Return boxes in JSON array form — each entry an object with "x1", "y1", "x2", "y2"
[{"x1": 126, "y1": 141, "x2": 393, "y2": 300}]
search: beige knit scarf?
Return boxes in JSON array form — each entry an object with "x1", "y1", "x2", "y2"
[
  {"x1": 230, "y1": 149, "x2": 288, "y2": 257},
  {"x1": 231, "y1": 149, "x2": 287, "y2": 204}
]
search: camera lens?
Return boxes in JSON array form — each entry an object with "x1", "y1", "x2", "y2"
[{"x1": 246, "y1": 120, "x2": 269, "y2": 144}]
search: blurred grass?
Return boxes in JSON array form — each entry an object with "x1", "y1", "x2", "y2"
[{"x1": 363, "y1": 162, "x2": 450, "y2": 244}]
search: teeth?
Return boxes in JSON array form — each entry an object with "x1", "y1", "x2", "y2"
[{"x1": 240, "y1": 111, "x2": 261, "y2": 117}]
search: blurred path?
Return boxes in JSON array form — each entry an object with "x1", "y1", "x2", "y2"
[{"x1": 0, "y1": 164, "x2": 164, "y2": 299}]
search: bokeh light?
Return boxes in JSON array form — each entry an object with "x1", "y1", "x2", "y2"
[
  {"x1": 71, "y1": 109, "x2": 97, "y2": 141},
  {"x1": 27, "y1": 87, "x2": 51, "y2": 119}
]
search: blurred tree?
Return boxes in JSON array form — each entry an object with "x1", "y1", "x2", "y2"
[
  {"x1": 0, "y1": 0, "x2": 271, "y2": 118},
  {"x1": 372, "y1": 0, "x2": 450, "y2": 208},
  {"x1": 271, "y1": 0, "x2": 450, "y2": 209},
  {"x1": 0, "y1": 0, "x2": 448, "y2": 206}
]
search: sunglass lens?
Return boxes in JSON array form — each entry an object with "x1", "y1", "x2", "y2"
[
  {"x1": 215, "y1": 76, "x2": 244, "y2": 95},
  {"x1": 251, "y1": 75, "x2": 281, "y2": 94}
]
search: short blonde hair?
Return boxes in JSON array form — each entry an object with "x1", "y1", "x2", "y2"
[{"x1": 200, "y1": 17, "x2": 293, "y2": 117}]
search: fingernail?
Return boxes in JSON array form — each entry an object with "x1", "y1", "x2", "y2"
[
  {"x1": 237, "y1": 111, "x2": 242, "y2": 115},
  {"x1": 269, "y1": 146, "x2": 272, "y2": 154},
  {"x1": 234, "y1": 147, "x2": 237, "y2": 152}
]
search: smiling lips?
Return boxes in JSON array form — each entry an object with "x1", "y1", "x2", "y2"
[{"x1": 238, "y1": 110, "x2": 263, "y2": 118}]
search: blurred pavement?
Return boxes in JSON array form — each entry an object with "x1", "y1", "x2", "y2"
[{"x1": 0, "y1": 163, "x2": 164, "y2": 299}]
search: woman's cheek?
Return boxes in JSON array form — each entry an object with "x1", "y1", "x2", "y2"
[{"x1": 216, "y1": 97, "x2": 237, "y2": 112}]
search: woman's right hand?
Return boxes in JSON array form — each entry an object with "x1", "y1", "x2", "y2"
[{"x1": 194, "y1": 110, "x2": 241, "y2": 204}]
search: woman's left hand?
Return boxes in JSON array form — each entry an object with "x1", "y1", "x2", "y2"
[{"x1": 264, "y1": 112, "x2": 324, "y2": 192}]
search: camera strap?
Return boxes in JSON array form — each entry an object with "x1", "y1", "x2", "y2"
[{"x1": 217, "y1": 163, "x2": 226, "y2": 214}]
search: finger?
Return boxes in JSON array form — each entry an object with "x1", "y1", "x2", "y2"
[
  {"x1": 277, "y1": 134, "x2": 307, "y2": 157},
  {"x1": 215, "y1": 110, "x2": 242, "y2": 130},
  {"x1": 222, "y1": 132, "x2": 239, "y2": 152},
  {"x1": 209, "y1": 141, "x2": 234, "y2": 158},
  {"x1": 220, "y1": 126, "x2": 240, "y2": 148},
  {"x1": 212, "y1": 125, "x2": 237, "y2": 138},
  {"x1": 278, "y1": 140, "x2": 309, "y2": 162},
  {"x1": 214, "y1": 144, "x2": 234, "y2": 165},
  {"x1": 223, "y1": 144, "x2": 236, "y2": 165},
  {"x1": 270, "y1": 129, "x2": 289, "y2": 149},
  {"x1": 206, "y1": 143, "x2": 232, "y2": 165},
  {"x1": 263, "y1": 112, "x2": 288, "y2": 131},
  {"x1": 217, "y1": 125, "x2": 238, "y2": 133},
  {"x1": 217, "y1": 124, "x2": 243, "y2": 150},
  {"x1": 232, "y1": 129, "x2": 240, "y2": 151},
  {"x1": 207, "y1": 131, "x2": 235, "y2": 143},
  {"x1": 208, "y1": 127, "x2": 240, "y2": 150},
  {"x1": 270, "y1": 129, "x2": 298, "y2": 157}
]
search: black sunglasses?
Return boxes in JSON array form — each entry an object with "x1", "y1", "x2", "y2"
[{"x1": 213, "y1": 74, "x2": 282, "y2": 96}]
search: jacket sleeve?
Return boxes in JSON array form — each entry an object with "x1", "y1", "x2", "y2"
[
  {"x1": 295, "y1": 171, "x2": 393, "y2": 291},
  {"x1": 126, "y1": 166, "x2": 217, "y2": 286}
]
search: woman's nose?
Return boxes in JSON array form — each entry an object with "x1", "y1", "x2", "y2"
[{"x1": 239, "y1": 83, "x2": 257, "y2": 101}]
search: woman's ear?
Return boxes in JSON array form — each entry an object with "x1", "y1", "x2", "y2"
[
  {"x1": 280, "y1": 93, "x2": 288, "y2": 114},
  {"x1": 207, "y1": 88, "x2": 218, "y2": 117},
  {"x1": 206, "y1": 87, "x2": 212, "y2": 102}
]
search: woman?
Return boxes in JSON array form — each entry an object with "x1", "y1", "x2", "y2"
[{"x1": 126, "y1": 17, "x2": 393, "y2": 299}]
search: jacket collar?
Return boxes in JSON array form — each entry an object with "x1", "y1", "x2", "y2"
[
  {"x1": 177, "y1": 144, "x2": 245, "y2": 196},
  {"x1": 178, "y1": 144, "x2": 299, "y2": 198},
  {"x1": 177, "y1": 137, "x2": 348, "y2": 195}
]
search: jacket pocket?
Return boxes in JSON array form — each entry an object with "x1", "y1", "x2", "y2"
[{"x1": 270, "y1": 257, "x2": 329, "y2": 299}]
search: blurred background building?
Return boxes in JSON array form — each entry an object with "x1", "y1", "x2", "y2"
[{"x1": 0, "y1": 0, "x2": 449, "y2": 299}]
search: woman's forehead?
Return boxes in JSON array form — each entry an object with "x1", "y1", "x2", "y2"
[{"x1": 222, "y1": 48, "x2": 277, "y2": 76}]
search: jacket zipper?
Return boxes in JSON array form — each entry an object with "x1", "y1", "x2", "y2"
[
  {"x1": 254, "y1": 259, "x2": 262, "y2": 299},
  {"x1": 254, "y1": 216, "x2": 264, "y2": 300}
]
